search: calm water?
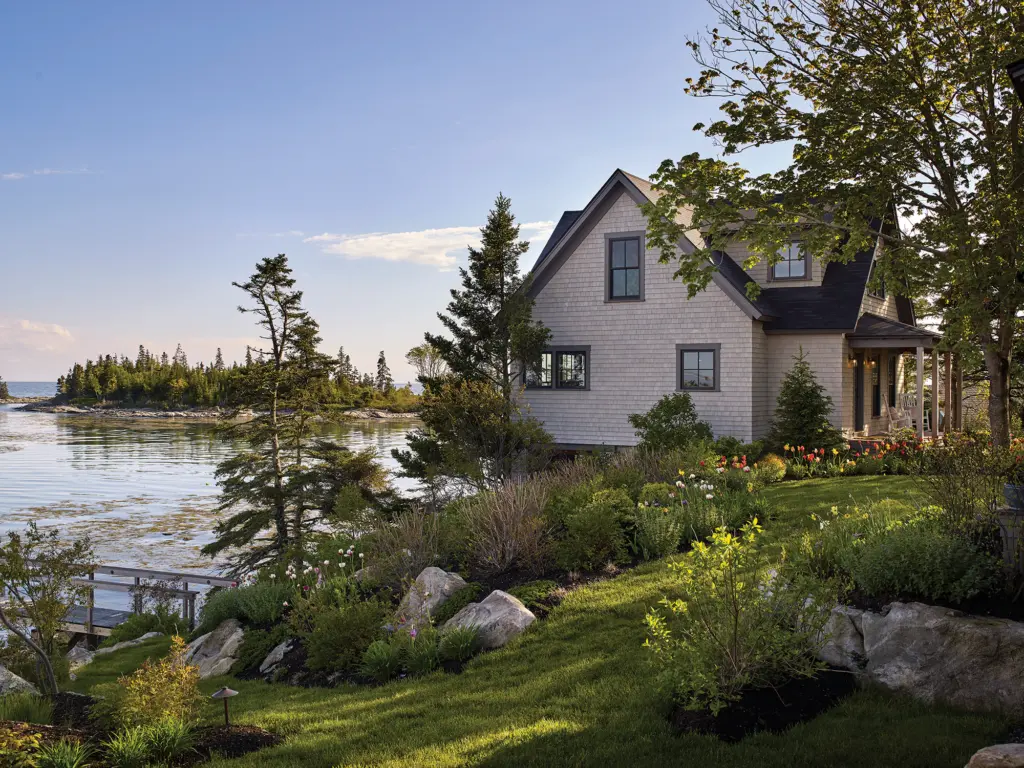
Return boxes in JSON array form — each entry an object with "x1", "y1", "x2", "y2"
[{"x1": 0, "y1": 403, "x2": 417, "y2": 574}]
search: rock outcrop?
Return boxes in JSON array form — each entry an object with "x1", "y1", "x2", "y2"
[
  {"x1": 94, "y1": 632, "x2": 164, "y2": 657},
  {"x1": 185, "y1": 619, "x2": 244, "y2": 679},
  {"x1": 965, "y1": 744, "x2": 1024, "y2": 768},
  {"x1": 443, "y1": 590, "x2": 535, "y2": 650},
  {"x1": 397, "y1": 567, "x2": 467, "y2": 627},
  {"x1": 259, "y1": 639, "x2": 296, "y2": 676},
  {"x1": 819, "y1": 602, "x2": 1024, "y2": 715},
  {"x1": 0, "y1": 664, "x2": 38, "y2": 695}
]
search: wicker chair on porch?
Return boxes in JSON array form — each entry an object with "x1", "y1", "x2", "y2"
[
  {"x1": 898, "y1": 392, "x2": 929, "y2": 434},
  {"x1": 883, "y1": 394, "x2": 913, "y2": 432}
]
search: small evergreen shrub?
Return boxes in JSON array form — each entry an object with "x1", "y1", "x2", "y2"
[
  {"x1": 630, "y1": 506, "x2": 684, "y2": 560},
  {"x1": 431, "y1": 582, "x2": 483, "y2": 626},
  {"x1": 753, "y1": 454, "x2": 786, "y2": 485},
  {"x1": 196, "y1": 581, "x2": 291, "y2": 635},
  {"x1": 599, "y1": 464, "x2": 647, "y2": 501},
  {"x1": 645, "y1": 521, "x2": 834, "y2": 715},
  {"x1": 304, "y1": 596, "x2": 389, "y2": 674},
  {"x1": 360, "y1": 639, "x2": 404, "y2": 683},
  {"x1": 0, "y1": 692, "x2": 53, "y2": 724},
  {"x1": 506, "y1": 580, "x2": 558, "y2": 611},
  {"x1": 628, "y1": 393, "x2": 713, "y2": 452},
  {"x1": 556, "y1": 489, "x2": 631, "y2": 571},
  {"x1": 438, "y1": 626, "x2": 482, "y2": 664},
  {"x1": 543, "y1": 478, "x2": 602, "y2": 533},
  {"x1": 767, "y1": 348, "x2": 843, "y2": 452},
  {"x1": 34, "y1": 739, "x2": 92, "y2": 768},
  {"x1": 843, "y1": 521, "x2": 1002, "y2": 603}
]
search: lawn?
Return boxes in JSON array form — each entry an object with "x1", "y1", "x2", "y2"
[{"x1": 70, "y1": 476, "x2": 1008, "y2": 768}]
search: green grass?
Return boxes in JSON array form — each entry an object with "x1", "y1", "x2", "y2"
[{"x1": 69, "y1": 476, "x2": 1007, "y2": 767}]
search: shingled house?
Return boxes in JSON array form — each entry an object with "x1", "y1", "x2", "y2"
[{"x1": 521, "y1": 169, "x2": 958, "y2": 449}]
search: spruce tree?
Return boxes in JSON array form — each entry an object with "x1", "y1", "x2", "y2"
[
  {"x1": 0, "y1": 375, "x2": 9, "y2": 400},
  {"x1": 395, "y1": 194, "x2": 552, "y2": 489},
  {"x1": 375, "y1": 351, "x2": 393, "y2": 393},
  {"x1": 768, "y1": 348, "x2": 844, "y2": 451},
  {"x1": 214, "y1": 348, "x2": 225, "y2": 371}
]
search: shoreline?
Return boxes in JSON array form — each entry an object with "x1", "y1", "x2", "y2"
[{"x1": 8, "y1": 401, "x2": 419, "y2": 422}]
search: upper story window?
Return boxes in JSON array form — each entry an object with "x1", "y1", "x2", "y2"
[
  {"x1": 677, "y1": 344, "x2": 720, "y2": 392},
  {"x1": 867, "y1": 261, "x2": 887, "y2": 299},
  {"x1": 771, "y1": 242, "x2": 808, "y2": 280},
  {"x1": 607, "y1": 234, "x2": 643, "y2": 301},
  {"x1": 525, "y1": 348, "x2": 588, "y2": 390}
]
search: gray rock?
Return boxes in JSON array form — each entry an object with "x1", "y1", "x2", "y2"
[
  {"x1": 818, "y1": 605, "x2": 867, "y2": 670},
  {"x1": 443, "y1": 590, "x2": 535, "y2": 650},
  {"x1": 0, "y1": 664, "x2": 38, "y2": 695},
  {"x1": 66, "y1": 644, "x2": 95, "y2": 670},
  {"x1": 259, "y1": 639, "x2": 295, "y2": 675},
  {"x1": 965, "y1": 744, "x2": 1024, "y2": 768},
  {"x1": 94, "y1": 632, "x2": 164, "y2": 656},
  {"x1": 185, "y1": 619, "x2": 244, "y2": 679},
  {"x1": 397, "y1": 567, "x2": 467, "y2": 627}
]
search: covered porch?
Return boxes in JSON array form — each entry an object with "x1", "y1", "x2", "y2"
[{"x1": 846, "y1": 314, "x2": 963, "y2": 440}]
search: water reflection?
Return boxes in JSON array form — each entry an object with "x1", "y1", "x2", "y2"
[{"x1": 0, "y1": 405, "x2": 417, "y2": 572}]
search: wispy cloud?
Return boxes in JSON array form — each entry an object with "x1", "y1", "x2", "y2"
[
  {"x1": 1, "y1": 168, "x2": 94, "y2": 181},
  {"x1": 304, "y1": 221, "x2": 556, "y2": 271},
  {"x1": 0, "y1": 317, "x2": 75, "y2": 353}
]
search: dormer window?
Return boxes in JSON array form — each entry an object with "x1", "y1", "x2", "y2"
[
  {"x1": 868, "y1": 262, "x2": 887, "y2": 299},
  {"x1": 771, "y1": 242, "x2": 808, "y2": 280},
  {"x1": 606, "y1": 233, "x2": 644, "y2": 301}
]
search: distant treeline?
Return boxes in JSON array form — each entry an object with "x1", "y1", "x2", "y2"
[{"x1": 55, "y1": 344, "x2": 418, "y2": 411}]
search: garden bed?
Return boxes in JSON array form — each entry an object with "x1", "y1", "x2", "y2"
[{"x1": 671, "y1": 668, "x2": 859, "y2": 742}]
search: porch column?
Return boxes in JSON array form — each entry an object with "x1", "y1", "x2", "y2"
[
  {"x1": 916, "y1": 346, "x2": 925, "y2": 439},
  {"x1": 943, "y1": 352, "x2": 952, "y2": 434},
  {"x1": 955, "y1": 354, "x2": 964, "y2": 430},
  {"x1": 931, "y1": 348, "x2": 939, "y2": 440}
]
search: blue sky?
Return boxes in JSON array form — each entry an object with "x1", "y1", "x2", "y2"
[{"x1": 0, "y1": 1, "x2": 789, "y2": 381}]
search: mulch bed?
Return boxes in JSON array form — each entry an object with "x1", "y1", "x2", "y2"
[
  {"x1": 185, "y1": 724, "x2": 283, "y2": 764},
  {"x1": 0, "y1": 718, "x2": 91, "y2": 746},
  {"x1": 671, "y1": 668, "x2": 859, "y2": 742}
]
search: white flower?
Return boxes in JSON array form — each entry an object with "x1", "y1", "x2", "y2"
[
  {"x1": 689, "y1": 473, "x2": 696, "y2": 479},
  {"x1": 269, "y1": 573, "x2": 276, "y2": 579},
  {"x1": 323, "y1": 560, "x2": 330, "y2": 565},
  {"x1": 705, "y1": 493, "x2": 714, "y2": 500},
  {"x1": 743, "y1": 466, "x2": 751, "y2": 473},
  {"x1": 283, "y1": 601, "x2": 289, "y2": 607},
  {"x1": 716, "y1": 467, "x2": 725, "y2": 474},
  {"x1": 338, "y1": 549, "x2": 344, "y2": 555},
  {"x1": 359, "y1": 553, "x2": 364, "y2": 559},
  {"x1": 675, "y1": 480, "x2": 684, "y2": 488}
]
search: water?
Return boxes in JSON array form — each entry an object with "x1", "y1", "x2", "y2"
[
  {"x1": 0, "y1": 405, "x2": 417, "y2": 575},
  {"x1": 6, "y1": 381, "x2": 57, "y2": 398}
]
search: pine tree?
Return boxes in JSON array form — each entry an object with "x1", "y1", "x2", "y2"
[
  {"x1": 0, "y1": 375, "x2": 9, "y2": 400},
  {"x1": 375, "y1": 351, "x2": 393, "y2": 393},
  {"x1": 172, "y1": 344, "x2": 188, "y2": 369},
  {"x1": 214, "y1": 348, "x2": 225, "y2": 371},
  {"x1": 136, "y1": 345, "x2": 148, "y2": 370},
  {"x1": 768, "y1": 348, "x2": 843, "y2": 451},
  {"x1": 396, "y1": 194, "x2": 552, "y2": 488},
  {"x1": 244, "y1": 347, "x2": 254, "y2": 367},
  {"x1": 160, "y1": 351, "x2": 170, "y2": 367},
  {"x1": 334, "y1": 346, "x2": 357, "y2": 385}
]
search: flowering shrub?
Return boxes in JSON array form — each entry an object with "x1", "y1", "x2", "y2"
[
  {"x1": 752, "y1": 453, "x2": 786, "y2": 485},
  {"x1": 798, "y1": 500, "x2": 916, "y2": 579},
  {"x1": 644, "y1": 520, "x2": 833, "y2": 714}
]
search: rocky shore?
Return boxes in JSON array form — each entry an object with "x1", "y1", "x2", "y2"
[{"x1": 14, "y1": 401, "x2": 417, "y2": 422}]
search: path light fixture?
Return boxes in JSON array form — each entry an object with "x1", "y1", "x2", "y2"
[
  {"x1": 1008, "y1": 58, "x2": 1024, "y2": 105},
  {"x1": 211, "y1": 687, "x2": 239, "y2": 726}
]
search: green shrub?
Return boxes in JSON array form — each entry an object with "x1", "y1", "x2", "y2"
[
  {"x1": 638, "y1": 483, "x2": 677, "y2": 507},
  {"x1": 543, "y1": 478, "x2": 602, "y2": 532},
  {"x1": 599, "y1": 464, "x2": 647, "y2": 502},
  {"x1": 196, "y1": 581, "x2": 292, "y2": 636},
  {"x1": 506, "y1": 580, "x2": 558, "y2": 611},
  {"x1": 767, "y1": 348, "x2": 843, "y2": 452},
  {"x1": 739, "y1": 493, "x2": 775, "y2": 526},
  {"x1": 713, "y1": 436, "x2": 764, "y2": 462},
  {"x1": 101, "y1": 605, "x2": 186, "y2": 648},
  {"x1": 753, "y1": 453, "x2": 786, "y2": 485},
  {"x1": 645, "y1": 520, "x2": 834, "y2": 715},
  {"x1": 234, "y1": 624, "x2": 291, "y2": 675},
  {"x1": 360, "y1": 639, "x2": 404, "y2": 683},
  {"x1": 34, "y1": 739, "x2": 92, "y2": 768},
  {"x1": 0, "y1": 692, "x2": 53, "y2": 724},
  {"x1": 405, "y1": 629, "x2": 440, "y2": 676},
  {"x1": 630, "y1": 506, "x2": 684, "y2": 560},
  {"x1": 438, "y1": 626, "x2": 482, "y2": 664},
  {"x1": 556, "y1": 489, "x2": 631, "y2": 571},
  {"x1": 431, "y1": 582, "x2": 483, "y2": 626},
  {"x1": 102, "y1": 727, "x2": 150, "y2": 768},
  {"x1": 0, "y1": 724, "x2": 42, "y2": 767},
  {"x1": 194, "y1": 587, "x2": 244, "y2": 635},
  {"x1": 628, "y1": 393, "x2": 713, "y2": 452},
  {"x1": 460, "y1": 480, "x2": 550, "y2": 577},
  {"x1": 144, "y1": 718, "x2": 195, "y2": 765},
  {"x1": 304, "y1": 597, "x2": 389, "y2": 674},
  {"x1": 854, "y1": 456, "x2": 884, "y2": 475},
  {"x1": 843, "y1": 521, "x2": 1002, "y2": 603}
]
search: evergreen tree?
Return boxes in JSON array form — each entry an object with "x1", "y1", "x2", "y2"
[
  {"x1": 0, "y1": 375, "x2": 9, "y2": 400},
  {"x1": 136, "y1": 345, "x2": 148, "y2": 369},
  {"x1": 395, "y1": 194, "x2": 552, "y2": 489},
  {"x1": 172, "y1": 344, "x2": 188, "y2": 369},
  {"x1": 375, "y1": 350, "x2": 393, "y2": 393},
  {"x1": 244, "y1": 347, "x2": 254, "y2": 367},
  {"x1": 768, "y1": 348, "x2": 843, "y2": 451},
  {"x1": 160, "y1": 351, "x2": 170, "y2": 367},
  {"x1": 334, "y1": 346, "x2": 357, "y2": 385},
  {"x1": 214, "y1": 348, "x2": 225, "y2": 371}
]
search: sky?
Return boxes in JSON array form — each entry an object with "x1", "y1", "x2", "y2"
[{"x1": 0, "y1": 1, "x2": 791, "y2": 382}]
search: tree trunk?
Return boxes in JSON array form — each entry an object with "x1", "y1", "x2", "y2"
[
  {"x1": 0, "y1": 606, "x2": 57, "y2": 695},
  {"x1": 984, "y1": 332, "x2": 1012, "y2": 446}
]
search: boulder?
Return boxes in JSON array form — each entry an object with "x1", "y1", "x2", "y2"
[
  {"x1": 94, "y1": 631, "x2": 164, "y2": 656},
  {"x1": 66, "y1": 644, "x2": 95, "y2": 670},
  {"x1": 819, "y1": 602, "x2": 1024, "y2": 716},
  {"x1": 443, "y1": 590, "x2": 535, "y2": 650},
  {"x1": 0, "y1": 664, "x2": 38, "y2": 695},
  {"x1": 259, "y1": 639, "x2": 296, "y2": 675},
  {"x1": 397, "y1": 567, "x2": 467, "y2": 627},
  {"x1": 185, "y1": 619, "x2": 244, "y2": 679},
  {"x1": 966, "y1": 744, "x2": 1024, "y2": 768}
]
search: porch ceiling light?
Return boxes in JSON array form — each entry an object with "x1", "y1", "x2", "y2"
[{"x1": 1009, "y1": 58, "x2": 1024, "y2": 104}]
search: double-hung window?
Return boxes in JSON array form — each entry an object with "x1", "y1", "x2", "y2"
[
  {"x1": 525, "y1": 348, "x2": 589, "y2": 390},
  {"x1": 607, "y1": 235, "x2": 642, "y2": 300},
  {"x1": 678, "y1": 345, "x2": 719, "y2": 391},
  {"x1": 771, "y1": 242, "x2": 808, "y2": 280},
  {"x1": 867, "y1": 261, "x2": 887, "y2": 299}
]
